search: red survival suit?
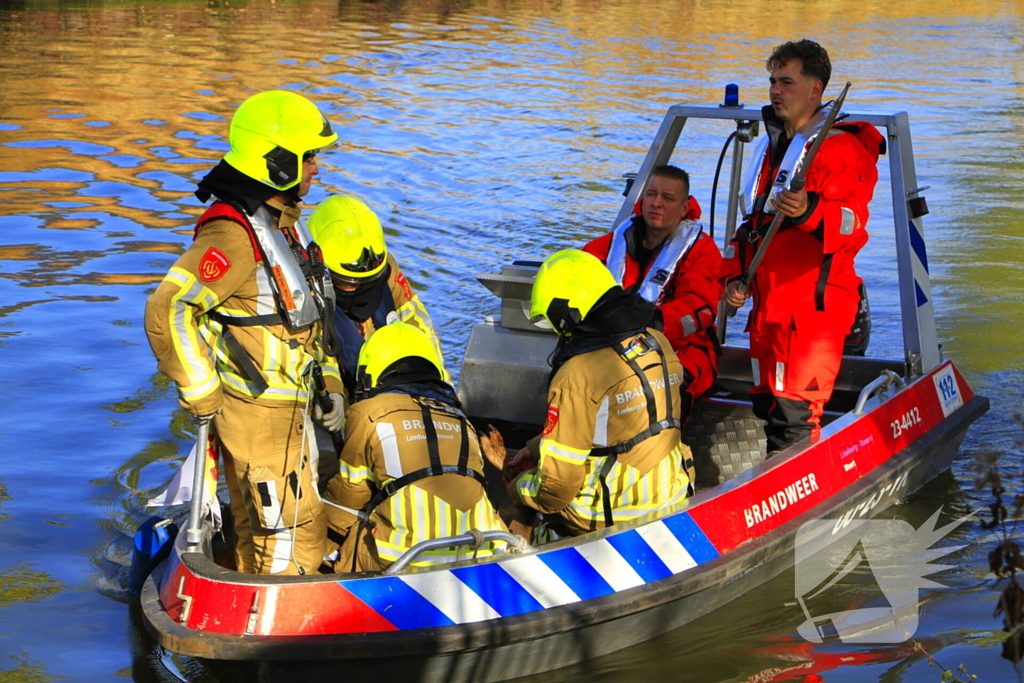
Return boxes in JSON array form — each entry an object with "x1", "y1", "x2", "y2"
[
  {"x1": 584, "y1": 197, "x2": 723, "y2": 417},
  {"x1": 719, "y1": 104, "x2": 884, "y2": 453}
]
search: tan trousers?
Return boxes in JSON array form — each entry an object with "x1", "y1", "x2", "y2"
[
  {"x1": 333, "y1": 523, "x2": 387, "y2": 574},
  {"x1": 324, "y1": 476, "x2": 375, "y2": 572},
  {"x1": 216, "y1": 396, "x2": 326, "y2": 575}
]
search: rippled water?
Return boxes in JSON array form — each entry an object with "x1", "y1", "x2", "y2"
[{"x1": 1, "y1": 1, "x2": 1023, "y2": 681}]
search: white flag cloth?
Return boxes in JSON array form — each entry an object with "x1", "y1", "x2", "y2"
[{"x1": 148, "y1": 436, "x2": 222, "y2": 531}]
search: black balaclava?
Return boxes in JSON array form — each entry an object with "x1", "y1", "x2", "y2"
[
  {"x1": 361, "y1": 357, "x2": 460, "y2": 407},
  {"x1": 335, "y1": 263, "x2": 392, "y2": 323},
  {"x1": 195, "y1": 160, "x2": 301, "y2": 213}
]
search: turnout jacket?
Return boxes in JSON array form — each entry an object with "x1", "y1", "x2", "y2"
[
  {"x1": 720, "y1": 106, "x2": 884, "y2": 337},
  {"x1": 512, "y1": 329, "x2": 690, "y2": 535},
  {"x1": 584, "y1": 198, "x2": 722, "y2": 397},
  {"x1": 329, "y1": 390, "x2": 506, "y2": 568},
  {"x1": 145, "y1": 199, "x2": 343, "y2": 415}
]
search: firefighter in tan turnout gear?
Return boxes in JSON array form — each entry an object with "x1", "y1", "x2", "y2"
[
  {"x1": 306, "y1": 194, "x2": 445, "y2": 399},
  {"x1": 496, "y1": 249, "x2": 692, "y2": 543},
  {"x1": 144, "y1": 90, "x2": 343, "y2": 575},
  {"x1": 326, "y1": 322, "x2": 507, "y2": 572}
]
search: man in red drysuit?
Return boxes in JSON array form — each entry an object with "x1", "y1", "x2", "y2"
[
  {"x1": 720, "y1": 39, "x2": 884, "y2": 454},
  {"x1": 584, "y1": 164, "x2": 723, "y2": 420}
]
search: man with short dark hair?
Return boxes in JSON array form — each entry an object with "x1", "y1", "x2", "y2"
[
  {"x1": 720, "y1": 39, "x2": 885, "y2": 454},
  {"x1": 584, "y1": 164, "x2": 723, "y2": 421}
]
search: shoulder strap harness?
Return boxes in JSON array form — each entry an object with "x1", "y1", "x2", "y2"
[
  {"x1": 742, "y1": 101, "x2": 836, "y2": 219},
  {"x1": 362, "y1": 398, "x2": 487, "y2": 521},
  {"x1": 195, "y1": 200, "x2": 335, "y2": 395},
  {"x1": 588, "y1": 332, "x2": 684, "y2": 527}
]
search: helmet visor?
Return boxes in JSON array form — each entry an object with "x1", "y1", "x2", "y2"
[
  {"x1": 329, "y1": 244, "x2": 387, "y2": 280},
  {"x1": 529, "y1": 313, "x2": 553, "y2": 330},
  {"x1": 330, "y1": 268, "x2": 385, "y2": 289}
]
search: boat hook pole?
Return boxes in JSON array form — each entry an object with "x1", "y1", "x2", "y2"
[
  {"x1": 720, "y1": 82, "x2": 852, "y2": 320},
  {"x1": 185, "y1": 415, "x2": 212, "y2": 547}
]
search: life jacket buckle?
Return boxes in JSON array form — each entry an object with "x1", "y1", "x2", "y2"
[
  {"x1": 624, "y1": 334, "x2": 653, "y2": 360},
  {"x1": 308, "y1": 241, "x2": 327, "y2": 281}
]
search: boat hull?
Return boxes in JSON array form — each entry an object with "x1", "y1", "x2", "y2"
[{"x1": 140, "y1": 360, "x2": 986, "y2": 680}]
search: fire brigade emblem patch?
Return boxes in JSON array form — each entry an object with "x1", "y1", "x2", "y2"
[
  {"x1": 541, "y1": 407, "x2": 559, "y2": 436},
  {"x1": 199, "y1": 248, "x2": 230, "y2": 281},
  {"x1": 395, "y1": 270, "x2": 414, "y2": 299}
]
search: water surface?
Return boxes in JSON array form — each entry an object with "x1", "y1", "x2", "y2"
[{"x1": 1, "y1": 1, "x2": 1022, "y2": 681}]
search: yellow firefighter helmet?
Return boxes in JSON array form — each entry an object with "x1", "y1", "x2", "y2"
[
  {"x1": 356, "y1": 322, "x2": 444, "y2": 389},
  {"x1": 307, "y1": 195, "x2": 387, "y2": 282},
  {"x1": 530, "y1": 249, "x2": 618, "y2": 334},
  {"x1": 223, "y1": 90, "x2": 338, "y2": 191}
]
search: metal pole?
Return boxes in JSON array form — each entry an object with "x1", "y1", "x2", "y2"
[
  {"x1": 185, "y1": 416, "x2": 212, "y2": 547},
  {"x1": 887, "y1": 112, "x2": 939, "y2": 375},
  {"x1": 723, "y1": 134, "x2": 746, "y2": 248},
  {"x1": 717, "y1": 131, "x2": 748, "y2": 343}
]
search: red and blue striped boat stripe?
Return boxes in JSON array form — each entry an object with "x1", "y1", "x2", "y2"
[
  {"x1": 342, "y1": 576, "x2": 456, "y2": 630},
  {"x1": 661, "y1": 510, "x2": 721, "y2": 562},
  {"x1": 451, "y1": 562, "x2": 547, "y2": 615},
  {"x1": 338, "y1": 512, "x2": 720, "y2": 628}
]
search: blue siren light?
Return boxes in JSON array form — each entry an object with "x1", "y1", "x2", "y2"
[{"x1": 723, "y1": 83, "x2": 740, "y2": 107}]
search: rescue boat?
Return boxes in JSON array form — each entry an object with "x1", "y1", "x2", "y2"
[{"x1": 137, "y1": 101, "x2": 988, "y2": 682}]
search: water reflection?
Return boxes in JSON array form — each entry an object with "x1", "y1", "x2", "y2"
[
  {"x1": 0, "y1": 652, "x2": 64, "y2": 683},
  {"x1": 0, "y1": 486, "x2": 64, "y2": 683},
  {"x1": 0, "y1": 564, "x2": 63, "y2": 610},
  {"x1": 0, "y1": 484, "x2": 64, "y2": 618},
  {"x1": 0, "y1": 481, "x2": 9, "y2": 524}
]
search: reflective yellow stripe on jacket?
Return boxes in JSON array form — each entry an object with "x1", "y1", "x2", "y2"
[
  {"x1": 374, "y1": 485, "x2": 507, "y2": 566},
  {"x1": 164, "y1": 267, "x2": 221, "y2": 403},
  {"x1": 391, "y1": 277, "x2": 449, "y2": 380},
  {"x1": 397, "y1": 297, "x2": 446, "y2": 377},
  {"x1": 518, "y1": 441, "x2": 689, "y2": 526},
  {"x1": 513, "y1": 331, "x2": 691, "y2": 535},
  {"x1": 567, "y1": 444, "x2": 689, "y2": 525},
  {"x1": 159, "y1": 272, "x2": 338, "y2": 406}
]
